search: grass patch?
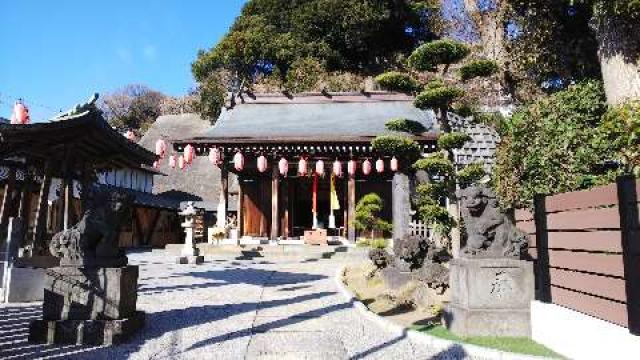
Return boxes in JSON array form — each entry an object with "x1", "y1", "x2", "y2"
[{"x1": 411, "y1": 324, "x2": 564, "y2": 358}]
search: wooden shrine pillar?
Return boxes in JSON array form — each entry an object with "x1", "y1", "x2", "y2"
[
  {"x1": 281, "y1": 178, "x2": 289, "y2": 239},
  {"x1": 270, "y1": 165, "x2": 279, "y2": 241},
  {"x1": 58, "y1": 151, "x2": 73, "y2": 231},
  {"x1": 217, "y1": 167, "x2": 228, "y2": 227},
  {"x1": 347, "y1": 174, "x2": 356, "y2": 241},
  {"x1": 0, "y1": 167, "x2": 17, "y2": 225},
  {"x1": 32, "y1": 161, "x2": 53, "y2": 253},
  {"x1": 237, "y1": 176, "x2": 243, "y2": 238}
]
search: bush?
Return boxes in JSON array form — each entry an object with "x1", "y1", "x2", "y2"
[
  {"x1": 457, "y1": 163, "x2": 486, "y2": 187},
  {"x1": 371, "y1": 135, "x2": 422, "y2": 164},
  {"x1": 375, "y1": 71, "x2": 421, "y2": 94},
  {"x1": 413, "y1": 155, "x2": 455, "y2": 178},
  {"x1": 414, "y1": 86, "x2": 465, "y2": 110},
  {"x1": 354, "y1": 193, "x2": 392, "y2": 237},
  {"x1": 415, "y1": 183, "x2": 447, "y2": 204},
  {"x1": 370, "y1": 238, "x2": 389, "y2": 249},
  {"x1": 494, "y1": 80, "x2": 615, "y2": 207},
  {"x1": 437, "y1": 132, "x2": 471, "y2": 150},
  {"x1": 407, "y1": 39, "x2": 470, "y2": 71},
  {"x1": 284, "y1": 57, "x2": 325, "y2": 93},
  {"x1": 385, "y1": 118, "x2": 427, "y2": 134},
  {"x1": 418, "y1": 204, "x2": 455, "y2": 234},
  {"x1": 596, "y1": 100, "x2": 640, "y2": 173},
  {"x1": 458, "y1": 59, "x2": 499, "y2": 81}
]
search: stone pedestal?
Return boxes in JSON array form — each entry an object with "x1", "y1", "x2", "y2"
[
  {"x1": 444, "y1": 258, "x2": 534, "y2": 337},
  {"x1": 28, "y1": 266, "x2": 145, "y2": 345}
]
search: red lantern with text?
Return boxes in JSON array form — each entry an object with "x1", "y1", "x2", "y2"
[
  {"x1": 184, "y1": 144, "x2": 195, "y2": 165},
  {"x1": 178, "y1": 155, "x2": 186, "y2": 170},
  {"x1": 257, "y1": 155, "x2": 268, "y2": 173},
  {"x1": 348, "y1": 160, "x2": 357, "y2": 177},
  {"x1": 234, "y1": 152, "x2": 245, "y2": 171},
  {"x1": 362, "y1": 159, "x2": 372, "y2": 175},
  {"x1": 155, "y1": 139, "x2": 167, "y2": 158},
  {"x1": 333, "y1": 160, "x2": 343, "y2": 178},
  {"x1": 390, "y1": 156, "x2": 399, "y2": 172},
  {"x1": 376, "y1": 158, "x2": 384, "y2": 173},
  {"x1": 125, "y1": 130, "x2": 136, "y2": 142},
  {"x1": 169, "y1": 155, "x2": 177, "y2": 169},
  {"x1": 11, "y1": 102, "x2": 30, "y2": 124},
  {"x1": 209, "y1": 147, "x2": 222, "y2": 165},
  {"x1": 298, "y1": 158, "x2": 308, "y2": 176},
  {"x1": 315, "y1": 160, "x2": 325, "y2": 176},
  {"x1": 279, "y1": 157, "x2": 289, "y2": 177}
]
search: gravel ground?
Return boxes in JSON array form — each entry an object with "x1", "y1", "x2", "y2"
[{"x1": 0, "y1": 250, "x2": 486, "y2": 360}]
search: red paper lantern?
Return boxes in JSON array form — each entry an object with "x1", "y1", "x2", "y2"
[
  {"x1": 155, "y1": 139, "x2": 167, "y2": 158},
  {"x1": 209, "y1": 147, "x2": 223, "y2": 165},
  {"x1": 279, "y1": 157, "x2": 289, "y2": 177},
  {"x1": 390, "y1": 156, "x2": 399, "y2": 172},
  {"x1": 184, "y1": 144, "x2": 195, "y2": 165},
  {"x1": 234, "y1": 152, "x2": 245, "y2": 171},
  {"x1": 257, "y1": 155, "x2": 268, "y2": 173},
  {"x1": 11, "y1": 102, "x2": 29, "y2": 124},
  {"x1": 125, "y1": 130, "x2": 137, "y2": 141},
  {"x1": 333, "y1": 160, "x2": 343, "y2": 178},
  {"x1": 348, "y1": 160, "x2": 357, "y2": 177},
  {"x1": 298, "y1": 158, "x2": 308, "y2": 176},
  {"x1": 362, "y1": 159, "x2": 372, "y2": 175},
  {"x1": 178, "y1": 155, "x2": 186, "y2": 170},
  {"x1": 315, "y1": 160, "x2": 325, "y2": 176},
  {"x1": 169, "y1": 155, "x2": 177, "y2": 169},
  {"x1": 376, "y1": 158, "x2": 385, "y2": 173}
]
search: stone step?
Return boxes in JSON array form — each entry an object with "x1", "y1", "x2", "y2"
[{"x1": 163, "y1": 244, "x2": 369, "y2": 260}]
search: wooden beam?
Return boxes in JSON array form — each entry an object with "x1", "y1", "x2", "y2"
[
  {"x1": 146, "y1": 209, "x2": 162, "y2": 246},
  {"x1": 217, "y1": 167, "x2": 229, "y2": 227},
  {"x1": 282, "y1": 178, "x2": 289, "y2": 239},
  {"x1": 271, "y1": 165, "x2": 279, "y2": 240},
  {"x1": 0, "y1": 167, "x2": 17, "y2": 225},
  {"x1": 237, "y1": 176, "x2": 243, "y2": 238},
  {"x1": 347, "y1": 174, "x2": 356, "y2": 241},
  {"x1": 32, "y1": 161, "x2": 53, "y2": 254}
]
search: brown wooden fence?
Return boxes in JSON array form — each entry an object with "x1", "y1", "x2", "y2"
[{"x1": 516, "y1": 176, "x2": 640, "y2": 335}]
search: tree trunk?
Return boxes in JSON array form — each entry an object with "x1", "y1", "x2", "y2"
[
  {"x1": 594, "y1": 14, "x2": 640, "y2": 104},
  {"x1": 463, "y1": 0, "x2": 506, "y2": 63}
]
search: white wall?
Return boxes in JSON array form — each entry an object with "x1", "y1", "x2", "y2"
[{"x1": 531, "y1": 300, "x2": 640, "y2": 359}]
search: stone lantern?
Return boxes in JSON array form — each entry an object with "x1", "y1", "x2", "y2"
[{"x1": 177, "y1": 202, "x2": 204, "y2": 264}]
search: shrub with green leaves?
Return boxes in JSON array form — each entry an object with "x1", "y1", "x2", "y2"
[
  {"x1": 494, "y1": 80, "x2": 617, "y2": 207},
  {"x1": 385, "y1": 118, "x2": 427, "y2": 134},
  {"x1": 371, "y1": 135, "x2": 422, "y2": 164},
  {"x1": 413, "y1": 155, "x2": 455, "y2": 178},
  {"x1": 437, "y1": 132, "x2": 471, "y2": 151},
  {"x1": 458, "y1": 60, "x2": 499, "y2": 81},
  {"x1": 354, "y1": 193, "x2": 391, "y2": 238},
  {"x1": 414, "y1": 86, "x2": 465, "y2": 110},
  {"x1": 407, "y1": 39, "x2": 471, "y2": 72},
  {"x1": 595, "y1": 100, "x2": 640, "y2": 173},
  {"x1": 374, "y1": 72, "x2": 421, "y2": 94},
  {"x1": 457, "y1": 163, "x2": 487, "y2": 188}
]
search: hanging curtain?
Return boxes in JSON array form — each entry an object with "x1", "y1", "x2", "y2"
[{"x1": 312, "y1": 173, "x2": 318, "y2": 228}]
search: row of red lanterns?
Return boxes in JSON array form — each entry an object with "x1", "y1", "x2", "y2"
[
  {"x1": 152, "y1": 140, "x2": 400, "y2": 175},
  {"x1": 10, "y1": 102, "x2": 30, "y2": 125}
]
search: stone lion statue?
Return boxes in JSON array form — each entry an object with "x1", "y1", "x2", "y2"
[
  {"x1": 457, "y1": 184, "x2": 528, "y2": 258},
  {"x1": 49, "y1": 187, "x2": 133, "y2": 267}
]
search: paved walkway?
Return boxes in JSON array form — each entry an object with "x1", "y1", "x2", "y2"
[{"x1": 0, "y1": 250, "x2": 481, "y2": 360}]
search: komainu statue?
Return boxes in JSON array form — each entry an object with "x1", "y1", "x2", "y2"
[
  {"x1": 457, "y1": 184, "x2": 528, "y2": 258},
  {"x1": 49, "y1": 187, "x2": 133, "y2": 267}
]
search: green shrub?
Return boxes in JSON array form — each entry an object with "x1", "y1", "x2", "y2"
[
  {"x1": 370, "y1": 238, "x2": 389, "y2": 249},
  {"x1": 415, "y1": 183, "x2": 447, "y2": 203},
  {"x1": 425, "y1": 79, "x2": 446, "y2": 90},
  {"x1": 596, "y1": 100, "x2": 640, "y2": 174},
  {"x1": 414, "y1": 86, "x2": 465, "y2": 110},
  {"x1": 494, "y1": 80, "x2": 614, "y2": 207},
  {"x1": 284, "y1": 57, "x2": 325, "y2": 93},
  {"x1": 371, "y1": 135, "x2": 422, "y2": 164},
  {"x1": 354, "y1": 193, "x2": 391, "y2": 238},
  {"x1": 385, "y1": 118, "x2": 427, "y2": 134},
  {"x1": 413, "y1": 155, "x2": 455, "y2": 178},
  {"x1": 457, "y1": 163, "x2": 487, "y2": 187},
  {"x1": 437, "y1": 132, "x2": 471, "y2": 150},
  {"x1": 418, "y1": 203, "x2": 455, "y2": 233},
  {"x1": 375, "y1": 71, "x2": 420, "y2": 94},
  {"x1": 458, "y1": 59, "x2": 499, "y2": 81},
  {"x1": 407, "y1": 39, "x2": 470, "y2": 71}
]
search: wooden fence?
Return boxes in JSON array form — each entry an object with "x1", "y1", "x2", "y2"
[
  {"x1": 409, "y1": 220, "x2": 430, "y2": 238},
  {"x1": 516, "y1": 176, "x2": 640, "y2": 335}
]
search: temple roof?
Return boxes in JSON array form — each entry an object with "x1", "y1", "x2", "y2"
[
  {"x1": 180, "y1": 92, "x2": 438, "y2": 144},
  {"x1": 0, "y1": 109, "x2": 156, "y2": 173}
]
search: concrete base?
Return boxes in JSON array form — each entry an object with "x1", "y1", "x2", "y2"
[
  {"x1": 29, "y1": 310, "x2": 145, "y2": 345},
  {"x1": 3, "y1": 266, "x2": 46, "y2": 303},
  {"x1": 176, "y1": 255, "x2": 204, "y2": 264},
  {"x1": 444, "y1": 258, "x2": 534, "y2": 338}
]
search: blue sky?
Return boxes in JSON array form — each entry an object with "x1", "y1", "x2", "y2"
[{"x1": 0, "y1": 0, "x2": 247, "y2": 121}]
